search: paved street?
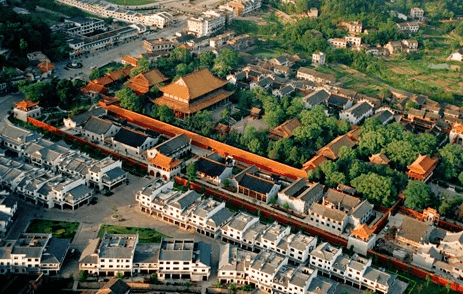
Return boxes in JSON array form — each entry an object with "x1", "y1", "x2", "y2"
[
  {"x1": 6, "y1": 172, "x2": 221, "y2": 281},
  {"x1": 54, "y1": 20, "x2": 185, "y2": 81},
  {"x1": 0, "y1": 93, "x2": 25, "y2": 118}
]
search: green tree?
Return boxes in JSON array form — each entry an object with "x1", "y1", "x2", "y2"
[
  {"x1": 158, "y1": 105, "x2": 174, "y2": 123},
  {"x1": 115, "y1": 272, "x2": 124, "y2": 279},
  {"x1": 213, "y1": 48, "x2": 241, "y2": 77},
  {"x1": 351, "y1": 173, "x2": 395, "y2": 206},
  {"x1": 404, "y1": 181, "x2": 432, "y2": 210},
  {"x1": 199, "y1": 51, "x2": 216, "y2": 69},
  {"x1": 228, "y1": 283, "x2": 238, "y2": 293},
  {"x1": 439, "y1": 144, "x2": 463, "y2": 180},
  {"x1": 116, "y1": 88, "x2": 143, "y2": 112},
  {"x1": 283, "y1": 202, "x2": 290, "y2": 210},
  {"x1": 19, "y1": 81, "x2": 53, "y2": 102},
  {"x1": 19, "y1": 38, "x2": 28, "y2": 51},
  {"x1": 223, "y1": 179, "x2": 230, "y2": 187},
  {"x1": 186, "y1": 162, "x2": 197, "y2": 181},
  {"x1": 78, "y1": 270, "x2": 88, "y2": 282}
]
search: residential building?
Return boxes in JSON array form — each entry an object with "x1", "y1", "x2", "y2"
[
  {"x1": 80, "y1": 116, "x2": 120, "y2": 143},
  {"x1": 372, "y1": 108, "x2": 395, "y2": 125},
  {"x1": 225, "y1": 0, "x2": 261, "y2": 16},
  {"x1": 221, "y1": 212, "x2": 259, "y2": 244},
  {"x1": 109, "y1": 127, "x2": 159, "y2": 156},
  {"x1": 308, "y1": 189, "x2": 374, "y2": 234},
  {"x1": 345, "y1": 21, "x2": 362, "y2": 34},
  {"x1": 218, "y1": 245, "x2": 340, "y2": 294},
  {"x1": 447, "y1": 49, "x2": 463, "y2": 62},
  {"x1": 146, "y1": 12, "x2": 173, "y2": 28},
  {"x1": 190, "y1": 198, "x2": 235, "y2": 238},
  {"x1": 0, "y1": 124, "x2": 40, "y2": 156},
  {"x1": 146, "y1": 134, "x2": 191, "y2": 179},
  {"x1": 268, "y1": 118, "x2": 302, "y2": 140},
  {"x1": 67, "y1": 26, "x2": 139, "y2": 56},
  {"x1": 143, "y1": 38, "x2": 176, "y2": 53},
  {"x1": 0, "y1": 192, "x2": 17, "y2": 238},
  {"x1": 158, "y1": 239, "x2": 211, "y2": 281},
  {"x1": 327, "y1": 94, "x2": 353, "y2": 110},
  {"x1": 272, "y1": 85, "x2": 294, "y2": 98},
  {"x1": 13, "y1": 99, "x2": 42, "y2": 122},
  {"x1": 345, "y1": 36, "x2": 362, "y2": 47},
  {"x1": 125, "y1": 68, "x2": 169, "y2": 96},
  {"x1": 210, "y1": 31, "x2": 236, "y2": 48},
  {"x1": 86, "y1": 157, "x2": 127, "y2": 190},
  {"x1": 187, "y1": 10, "x2": 226, "y2": 37},
  {"x1": 154, "y1": 69, "x2": 233, "y2": 117},
  {"x1": 303, "y1": 89, "x2": 330, "y2": 109},
  {"x1": 384, "y1": 41, "x2": 403, "y2": 55},
  {"x1": 231, "y1": 166, "x2": 281, "y2": 203},
  {"x1": 327, "y1": 38, "x2": 347, "y2": 48},
  {"x1": 339, "y1": 101, "x2": 375, "y2": 125},
  {"x1": 64, "y1": 17, "x2": 105, "y2": 36},
  {"x1": 410, "y1": 7, "x2": 424, "y2": 20},
  {"x1": 0, "y1": 233, "x2": 70, "y2": 275},
  {"x1": 307, "y1": 7, "x2": 319, "y2": 18},
  {"x1": 121, "y1": 55, "x2": 139, "y2": 67},
  {"x1": 406, "y1": 154, "x2": 438, "y2": 182},
  {"x1": 401, "y1": 39, "x2": 418, "y2": 53},
  {"x1": 227, "y1": 34, "x2": 252, "y2": 50},
  {"x1": 312, "y1": 51, "x2": 325, "y2": 65},
  {"x1": 195, "y1": 156, "x2": 233, "y2": 185},
  {"x1": 79, "y1": 233, "x2": 210, "y2": 278},
  {"x1": 297, "y1": 67, "x2": 336, "y2": 84},
  {"x1": 97, "y1": 279, "x2": 131, "y2": 294},
  {"x1": 396, "y1": 21, "x2": 420, "y2": 33},
  {"x1": 277, "y1": 178, "x2": 324, "y2": 214},
  {"x1": 316, "y1": 134, "x2": 356, "y2": 160}
]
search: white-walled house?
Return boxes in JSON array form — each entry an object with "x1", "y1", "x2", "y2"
[
  {"x1": 339, "y1": 101, "x2": 375, "y2": 125},
  {"x1": 110, "y1": 127, "x2": 159, "y2": 156},
  {"x1": 195, "y1": 156, "x2": 233, "y2": 185}
]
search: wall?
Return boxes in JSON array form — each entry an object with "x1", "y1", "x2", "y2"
[{"x1": 101, "y1": 104, "x2": 307, "y2": 179}]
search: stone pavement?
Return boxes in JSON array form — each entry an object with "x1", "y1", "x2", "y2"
[{"x1": 7, "y1": 173, "x2": 221, "y2": 280}]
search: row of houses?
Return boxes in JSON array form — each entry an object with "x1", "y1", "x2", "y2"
[
  {"x1": 79, "y1": 235, "x2": 211, "y2": 281},
  {"x1": 219, "y1": 243, "x2": 408, "y2": 294},
  {"x1": 0, "y1": 233, "x2": 70, "y2": 275},
  {"x1": 0, "y1": 123, "x2": 127, "y2": 206},
  {"x1": 67, "y1": 24, "x2": 144, "y2": 57},
  {"x1": 56, "y1": 0, "x2": 173, "y2": 28}
]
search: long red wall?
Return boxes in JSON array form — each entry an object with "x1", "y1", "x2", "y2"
[{"x1": 102, "y1": 104, "x2": 307, "y2": 180}]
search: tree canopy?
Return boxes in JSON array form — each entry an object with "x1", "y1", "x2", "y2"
[{"x1": 404, "y1": 181, "x2": 432, "y2": 210}]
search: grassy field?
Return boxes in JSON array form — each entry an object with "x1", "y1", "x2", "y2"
[
  {"x1": 104, "y1": 0, "x2": 157, "y2": 5},
  {"x1": 26, "y1": 219, "x2": 80, "y2": 240},
  {"x1": 98, "y1": 224, "x2": 170, "y2": 243},
  {"x1": 247, "y1": 48, "x2": 280, "y2": 59}
]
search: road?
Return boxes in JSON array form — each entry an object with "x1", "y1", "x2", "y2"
[
  {"x1": 6, "y1": 172, "x2": 221, "y2": 281},
  {"x1": 53, "y1": 20, "x2": 185, "y2": 81},
  {"x1": 0, "y1": 93, "x2": 24, "y2": 118}
]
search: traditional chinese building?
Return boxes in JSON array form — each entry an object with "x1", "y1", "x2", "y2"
[
  {"x1": 13, "y1": 99, "x2": 41, "y2": 122},
  {"x1": 126, "y1": 68, "x2": 169, "y2": 96},
  {"x1": 407, "y1": 154, "x2": 438, "y2": 182},
  {"x1": 154, "y1": 69, "x2": 233, "y2": 117}
]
